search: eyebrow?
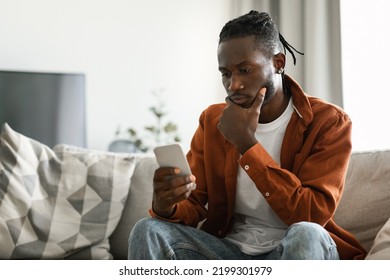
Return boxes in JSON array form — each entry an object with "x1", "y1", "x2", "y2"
[{"x1": 218, "y1": 61, "x2": 251, "y2": 71}]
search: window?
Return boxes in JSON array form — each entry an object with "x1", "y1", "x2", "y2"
[{"x1": 340, "y1": 0, "x2": 390, "y2": 151}]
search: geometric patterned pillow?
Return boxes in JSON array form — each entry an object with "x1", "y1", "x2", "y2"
[{"x1": 0, "y1": 123, "x2": 136, "y2": 259}]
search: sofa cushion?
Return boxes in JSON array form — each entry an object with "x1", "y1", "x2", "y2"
[
  {"x1": 109, "y1": 154, "x2": 157, "y2": 259},
  {"x1": 0, "y1": 123, "x2": 136, "y2": 259},
  {"x1": 334, "y1": 150, "x2": 390, "y2": 252}
]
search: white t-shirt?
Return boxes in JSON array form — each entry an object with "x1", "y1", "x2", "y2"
[{"x1": 224, "y1": 97, "x2": 294, "y2": 255}]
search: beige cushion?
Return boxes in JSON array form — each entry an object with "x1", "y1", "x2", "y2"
[
  {"x1": 109, "y1": 154, "x2": 157, "y2": 259},
  {"x1": 334, "y1": 150, "x2": 390, "y2": 252},
  {"x1": 366, "y1": 218, "x2": 390, "y2": 259}
]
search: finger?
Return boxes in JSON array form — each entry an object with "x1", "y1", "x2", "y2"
[
  {"x1": 172, "y1": 184, "x2": 193, "y2": 198},
  {"x1": 258, "y1": 87, "x2": 267, "y2": 98},
  {"x1": 154, "y1": 167, "x2": 180, "y2": 181},
  {"x1": 250, "y1": 87, "x2": 266, "y2": 113},
  {"x1": 169, "y1": 174, "x2": 196, "y2": 196},
  {"x1": 169, "y1": 174, "x2": 195, "y2": 188},
  {"x1": 157, "y1": 182, "x2": 193, "y2": 207},
  {"x1": 154, "y1": 173, "x2": 195, "y2": 194}
]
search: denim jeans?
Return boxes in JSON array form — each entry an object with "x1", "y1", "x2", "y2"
[{"x1": 128, "y1": 218, "x2": 339, "y2": 260}]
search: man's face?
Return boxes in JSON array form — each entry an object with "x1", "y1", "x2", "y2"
[{"x1": 217, "y1": 36, "x2": 276, "y2": 109}]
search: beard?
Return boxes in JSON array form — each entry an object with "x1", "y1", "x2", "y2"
[{"x1": 262, "y1": 79, "x2": 276, "y2": 103}]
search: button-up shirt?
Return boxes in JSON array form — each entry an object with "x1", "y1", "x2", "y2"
[{"x1": 150, "y1": 75, "x2": 366, "y2": 260}]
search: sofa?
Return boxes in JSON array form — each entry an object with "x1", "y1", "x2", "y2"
[{"x1": 1, "y1": 122, "x2": 390, "y2": 259}]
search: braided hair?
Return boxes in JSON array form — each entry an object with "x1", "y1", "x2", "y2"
[{"x1": 219, "y1": 10, "x2": 303, "y2": 65}]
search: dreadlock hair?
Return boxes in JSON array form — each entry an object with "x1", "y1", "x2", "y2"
[{"x1": 219, "y1": 10, "x2": 303, "y2": 65}]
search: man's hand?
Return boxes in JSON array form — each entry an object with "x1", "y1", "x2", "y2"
[
  {"x1": 152, "y1": 167, "x2": 196, "y2": 218},
  {"x1": 217, "y1": 87, "x2": 266, "y2": 154}
]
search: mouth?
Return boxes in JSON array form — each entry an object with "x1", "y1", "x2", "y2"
[{"x1": 228, "y1": 94, "x2": 249, "y2": 105}]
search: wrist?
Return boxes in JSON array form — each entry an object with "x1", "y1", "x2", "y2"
[
  {"x1": 236, "y1": 136, "x2": 258, "y2": 155},
  {"x1": 152, "y1": 202, "x2": 177, "y2": 218}
]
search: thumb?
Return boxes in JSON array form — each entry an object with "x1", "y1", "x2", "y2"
[{"x1": 250, "y1": 87, "x2": 266, "y2": 112}]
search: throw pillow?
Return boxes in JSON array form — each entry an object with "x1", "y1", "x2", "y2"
[
  {"x1": 366, "y1": 218, "x2": 390, "y2": 259},
  {"x1": 0, "y1": 123, "x2": 136, "y2": 259}
]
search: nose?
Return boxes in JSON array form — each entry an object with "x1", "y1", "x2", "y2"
[{"x1": 227, "y1": 75, "x2": 242, "y2": 92}]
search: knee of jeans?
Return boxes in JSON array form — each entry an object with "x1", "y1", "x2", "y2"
[
  {"x1": 128, "y1": 218, "x2": 157, "y2": 244},
  {"x1": 287, "y1": 222, "x2": 332, "y2": 244},
  {"x1": 280, "y1": 222, "x2": 338, "y2": 260},
  {"x1": 288, "y1": 222, "x2": 319, "y2": 238}
]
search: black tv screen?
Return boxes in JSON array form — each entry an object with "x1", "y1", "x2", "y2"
[{"x1": 0, "y1": 70, "x2": 86, "y2": 148}]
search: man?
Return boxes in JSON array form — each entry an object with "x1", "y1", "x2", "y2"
[{"x1": 128, "y1": 10, "x2": 366, "y2": 260}]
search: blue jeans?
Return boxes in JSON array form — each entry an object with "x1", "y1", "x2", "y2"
[{"x1": 128, "y1": 218, "x2": 339, "y2": 260}]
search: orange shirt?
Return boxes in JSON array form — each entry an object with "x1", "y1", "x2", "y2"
[{"x1": 150, "y1": 75, "x2": 367, "y2": 260}]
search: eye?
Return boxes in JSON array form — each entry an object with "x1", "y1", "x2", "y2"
[
  {"x1": 221, "y1": 72, "x2": 230, "y2": 78},
  {"x1": 240, "y1": 67, "x2": 252, "y2": 74}
]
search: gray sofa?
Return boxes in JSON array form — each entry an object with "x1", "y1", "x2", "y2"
[
  {"x1": 1, "y1": 123, "x2": 390, "y2": 259},
  {"x1": 110, "y1": 148, "x2": 390, "y2": 260}
]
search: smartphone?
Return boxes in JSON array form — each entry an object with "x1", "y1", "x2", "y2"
[{"x1": 153, "y1": 143, "x2": 196, "y2": 190}]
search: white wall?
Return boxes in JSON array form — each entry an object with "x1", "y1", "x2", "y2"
[{"x1": 0, "y1": 0, "x2": 230, "y2": 152}]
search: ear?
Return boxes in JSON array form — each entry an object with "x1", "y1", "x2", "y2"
[{"x1": 273, "y1": 52, "x2": 286, "y2": 72}]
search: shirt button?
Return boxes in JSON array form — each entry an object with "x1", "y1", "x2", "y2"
[
  {"x1": 265, "y1": 192, "x2": 270, "y2": 197},
  {"x1": 244, "y1": 165, "x2": 249, "y2": 170}
]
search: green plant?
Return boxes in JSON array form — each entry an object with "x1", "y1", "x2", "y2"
[{"x1": 119, "y1": 89, "x2": 181, "y2": 152}]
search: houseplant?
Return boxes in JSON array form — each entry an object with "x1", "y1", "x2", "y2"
[{"x1": 109, "y1": 89, "x2": 181, "y2": 153}]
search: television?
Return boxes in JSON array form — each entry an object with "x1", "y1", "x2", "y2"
[{"x1": 0, "y1": 70, "x2": 86, "y2": 148}]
